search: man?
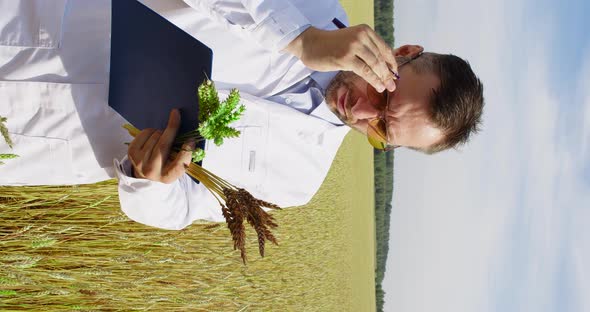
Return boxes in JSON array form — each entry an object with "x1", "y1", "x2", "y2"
[
  {"x1": 117, "y1": 0, "x2": 484, "y2": 229},
  {"x1": 0, "y1": 0, "x2": 395, "y2": 186},
  {"x1": 0, "y1": 0, "x2": 483, "y2": 229}
]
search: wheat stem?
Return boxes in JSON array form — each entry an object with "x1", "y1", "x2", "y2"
[{"x1": 122, "y1": 123, "x2": 280, "y2": 264}]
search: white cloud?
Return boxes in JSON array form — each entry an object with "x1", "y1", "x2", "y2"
[
  {"x1": 386, "y1": 1, "x2": 522, "y2": 311},
  {"x1": 491, "y1": 47, "x2": 561, "y2": 312},
  {"x1": 568, "y1": 47, "x2": 590, "y2": 312},
  {"x1": 384, "y1": 1, "x2": 589, "y2": 312},
  {"x1": 580, "y1": 48, "x2": 590, "y2": 164}
]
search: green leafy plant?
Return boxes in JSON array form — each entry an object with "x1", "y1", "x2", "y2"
[
  {"x1": 123, "y1": 79, "x2": 280, "y2": 264},
  {"x1": 198, "y1": 87, "x2": 244, "y2": 146},
  {"x1": 173, "y1": 80, "x2": 245, "y2": 162},
  {"x1": 0, "y1": 116, "x2": 19, "y2": 165}
]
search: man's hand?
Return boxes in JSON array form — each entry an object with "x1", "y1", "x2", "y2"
[
  {"x1": 284, "y1": 25, "x2": 398, "y2": 93},
  {"x1": 128, "y1": 109, "x2": 196, "y2": 184}
]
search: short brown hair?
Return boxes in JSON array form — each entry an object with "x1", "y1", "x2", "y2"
[{"x1": 410, "y1": 53, "x2": 484, "y2": 154}]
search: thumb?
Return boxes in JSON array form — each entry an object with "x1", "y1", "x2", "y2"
[
  {"x1": 157, "y1": 108, "x2": 182, "y2": 166},
  {"x1": 162, "y1": 139, "x2": 196, "y2": 184}
]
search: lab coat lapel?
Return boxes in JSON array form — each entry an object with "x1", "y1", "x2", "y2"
[{"x1": 203, "y1": 90, "x2": 350, "y2": 208}]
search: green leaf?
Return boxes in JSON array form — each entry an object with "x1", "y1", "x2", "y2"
[
  {"x1": 190, "y1": 80, "x2": 246, "y2": 162},
  {"x1": 0, "y1": 290, "x2": 17, "y2": 296},
  {"x1": 191, "y1": 148, "x2": 206, "y2": 162},
  {"x1": 0, "y1": 153, "x2": 18, "y2": 165},
  {"x1": 196, "y1": 82, "x2": 245, "y2": 147},
  {"x1": 0, "y1": 154, "x2": 19, "y2": 160},
  {"x1": 197, "y1": 79, "x2": 220, "y2": 123},
  {"x1": 0, "y1": 115, "x2": 14, "y2": 148}
]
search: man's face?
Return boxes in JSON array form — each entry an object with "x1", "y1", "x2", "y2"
[{"x1": 325, "y1": 45, "x2": 444, "y2": 150}]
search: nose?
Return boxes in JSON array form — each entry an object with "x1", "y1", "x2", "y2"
[{"x1": 350, "y1": 96, "x2": 381, "y2": 120}]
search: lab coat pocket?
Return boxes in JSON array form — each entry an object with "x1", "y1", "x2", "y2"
[
  {"x1": 0, "y1": 81, "x2": 77, "y2": 185},
  {"x1": 0, "y1": 134, "x2": 73, "y2": 185},
  {"x1": 201, "y1": 125, "x2": 268, "y2": 191},
  {"x1": 240, "y1": 126, "x2": 268, "y2": 190},
  {"x1": 0, "y1": 0, "x2": 68, "y2": 48}
]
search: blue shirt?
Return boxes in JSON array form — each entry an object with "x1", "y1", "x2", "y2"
[{"x1": 266, "y1": 71, "x2": 345, "y2": 126}]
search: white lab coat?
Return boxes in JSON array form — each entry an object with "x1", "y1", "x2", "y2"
[
  {"x1": 115, "y1": 90, "x2": 350, "y2": 228},
  {"x1": 0, "y1": 0, "x2": 351, "y2": 229},
  {"x1": 0, "y1": 0, "x2": 130, "y2": 185}
]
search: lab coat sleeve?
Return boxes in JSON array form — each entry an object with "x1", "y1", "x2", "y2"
[
  {"x1": 182, "y1": 0, "x2": 311, "y2": 51},
  {"x1": 113, "y1": 156, "x2": 222, "y2": 230}
]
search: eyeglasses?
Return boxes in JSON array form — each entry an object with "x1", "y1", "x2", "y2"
[{"x1": 366, "y1": 53, "x2": 423, "y2": 150}]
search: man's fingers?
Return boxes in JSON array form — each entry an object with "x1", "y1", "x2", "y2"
[
  {"x1": 126, "y1": 109, "x2": 190, "y2": 183},
  {"x1": 153, "y1": 109, "x2": 181, "y2": 168},
  {"x1": 142, "y1": 130, "x2": 162, "y2": 165},
  {"x1": 162, "y1": 140, "x2": 195, "y2": 184},
  {"x1": 351, "y1": 57, "x2": 385, "y2": 93},
  {"x1": 128, "y1": 128, "x2": 156, "y2": 174},
  {"x1": 356, "y1": 43, "x2": 392, "y2": 91},
  {"x1": 129, "y1": 128, "x2": 156, "y2": 154},
  {"x1": 365, "y1": 29, "x2": 398, "y2": 76},
  {"x1": 361, "y1": 33, "x2": 397, "y2": 91},
  {"x1": 350, "y1": 25, "x2": 397, "y2": 92}
]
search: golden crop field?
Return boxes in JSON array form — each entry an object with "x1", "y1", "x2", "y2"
[
  {"x1": 340, "y1": 0, "x2": 375, "y2": 28},
  {"x1": 0, "y1": 1, "x2": 375, "y2": 311}
]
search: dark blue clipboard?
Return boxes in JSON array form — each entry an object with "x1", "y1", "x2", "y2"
[{"x1": 109, "y1": 0, "x2": 212, "y2": 181}]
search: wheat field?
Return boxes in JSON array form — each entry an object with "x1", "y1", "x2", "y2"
[{"x1": 0, "y1": 1, "x2": 375, "y2": 311}]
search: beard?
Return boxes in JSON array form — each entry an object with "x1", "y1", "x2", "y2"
[
  {"x1": 325, "y1": 56, "x2": 412, "y2": 123},
  {"x1": 325, "y1": 71, "x2": 357, "y2": 124}
]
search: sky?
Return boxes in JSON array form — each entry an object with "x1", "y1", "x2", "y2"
[{"x1": 384, "y1": 0, "x2": 590, "y2": 311}]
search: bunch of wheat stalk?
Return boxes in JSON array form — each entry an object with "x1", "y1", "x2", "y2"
[
  {"x1": 188, "y1": 161, "x2": 281, "y2": 263},
  {"x1": 121, "y1": 81, "x2": 280, "y2": 264}
]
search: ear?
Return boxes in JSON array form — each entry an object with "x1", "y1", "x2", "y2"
[{"x1": 393, "y1": 45, "x2": 424, "y2": 57}]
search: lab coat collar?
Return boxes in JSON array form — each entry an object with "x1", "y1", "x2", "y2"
[
  {"x1": 308, "y1": 71, "x2": 345, "y2": 126},
  {"x1": 309, "y1": 70, "x2": 338, "y2": 92}
]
